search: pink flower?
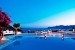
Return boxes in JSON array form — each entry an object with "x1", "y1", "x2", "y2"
[{"x1": 0, "y1": 8, "x2": 12, "y2": 27}]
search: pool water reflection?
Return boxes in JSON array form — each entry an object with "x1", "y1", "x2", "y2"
[
  {"x1": 1, "y1": 35, "x2": 75, "y2": 50},
  {"x1": 14, "y1": 41, "x2": 20, "y2": 46}
]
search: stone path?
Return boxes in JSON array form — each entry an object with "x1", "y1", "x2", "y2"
[{"x1": 0, "y1": 40, "x2": 10, "y2": 46}]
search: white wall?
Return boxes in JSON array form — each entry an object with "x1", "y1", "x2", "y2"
[{"x1": 3, "y1": 30, "x2": 22, "y2": 35}]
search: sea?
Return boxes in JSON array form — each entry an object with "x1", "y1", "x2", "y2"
[{"x1": 22, "y1": 28, "x2": 69, "y2": 33}]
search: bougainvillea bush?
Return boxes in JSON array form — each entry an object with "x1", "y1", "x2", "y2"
[{"x1": 0, "y1": 7, "x2": 11, "y2": 29}]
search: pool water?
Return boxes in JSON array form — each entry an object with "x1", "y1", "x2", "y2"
[{"x1": 1, "y1": 36, "x2": 75, "y2": 50}]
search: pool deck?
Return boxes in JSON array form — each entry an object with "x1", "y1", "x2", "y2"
[{"x1": 0, "y1": 40, "x2": 10, "y2": 46}]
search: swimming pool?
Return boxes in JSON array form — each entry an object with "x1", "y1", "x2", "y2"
[{"x1": 1, "y1": 35, "x2": 75, "y2": 50}]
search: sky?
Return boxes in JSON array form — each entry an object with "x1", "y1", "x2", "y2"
[{"x1": 0, "y1": 0, "x2": 75, "y2": 28}]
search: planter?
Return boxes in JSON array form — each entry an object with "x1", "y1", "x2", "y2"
[
  {"x1": 0, "y1": 36, "x2": 2, "y2": 40},
  {"x1": 15, "y1": 29, "x2": 18, "y2": 35}
]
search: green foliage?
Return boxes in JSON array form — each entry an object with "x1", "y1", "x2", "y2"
[{"x1": 13, "y1": 23, "x2": 20, "y2": 28}]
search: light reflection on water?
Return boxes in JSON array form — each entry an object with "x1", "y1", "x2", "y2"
[
  {"x1": 1, "y1": 33, "x2": 75, "y2": 50},
  {"x1": 1, "y1": 36, "x2": 75, "y2": 50},
  {"x1": 14, "y1": 41, "x2": 20, "y2": 46}
]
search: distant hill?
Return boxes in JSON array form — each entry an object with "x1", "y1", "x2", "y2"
[{"x1": 48, "y1": 25, "x2": 75, "y2": 30}]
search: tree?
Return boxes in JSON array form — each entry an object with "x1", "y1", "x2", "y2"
[
  {"x1": 13, "y1": 23, "x2": 20, "y2": 28},
  {"x1": 13, "y1": 23, "x2": 20, "y2": 35},
  {"x1": 0, "y1": 7, "x2": 11, "y2": 28},
  {"x1": 0, "y1": 7, "x2": 11, "y2": 37}
]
